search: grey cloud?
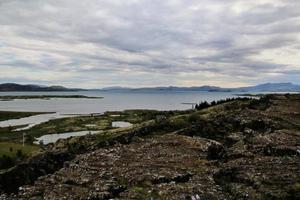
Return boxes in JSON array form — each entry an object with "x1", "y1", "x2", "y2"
[
  {"x1": 0, "y1": 0, "x2": 299, "y2": 87},
  {"x1": 238, "y1": 3, "x2": 300, "y2": 25}
]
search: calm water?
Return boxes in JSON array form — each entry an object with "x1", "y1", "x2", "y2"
[
  {"x1": 0, "y1": 91, "x2": 236, "y2": 113},
  {"x1": 0, "y1": 91, "x2": 236, "y2": 128},
  {"x1": 112, "y1": 121, "x2": 133, "y2": 128},
  {"x1": 34, "y1": 130, "x2": 100, "y2": 145}
]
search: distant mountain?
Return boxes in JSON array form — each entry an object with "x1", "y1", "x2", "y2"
[
  {"x1": 236, "y1": 82, "x2": 300, "y2": 92},
  {"x1": 1, "y1": 82, "x2": 299, "y2": 92},
  {"x1": 101, "y1": 85, "x2": 231, "y2": 92},
  {"x1": 0, "y1": 83, "x2": 81, "y2": 92},
  {"x1": 100, "y1": 86, "x2": 133, "y2": 91},
  {"x1": 99, "y1": 82, "x2": 300, "y2": 93}
]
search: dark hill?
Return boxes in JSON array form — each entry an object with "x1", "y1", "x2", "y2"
[{"x1": 0, "y1": 83, "x2": 80, "y2": 92}]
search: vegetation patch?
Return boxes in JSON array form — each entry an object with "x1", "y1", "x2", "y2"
[
  {"x1": 0, "y1": 142, "x2": 40, "y2": 170},
  {"x1": 0, "y1": 125, "x2": 29, "y2": 140}
]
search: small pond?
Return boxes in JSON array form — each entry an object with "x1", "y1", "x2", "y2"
[
  {"x1": 34, "y1": 130, "x2": 99, "y2": 145},
  {"x1": 112, "y1": 121, "x2": 132, "y2": 128},
  {"x1": 0, "y1": 113, "x2": 69, "y2": 130}
]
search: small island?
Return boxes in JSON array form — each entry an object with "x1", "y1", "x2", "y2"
[{"x1": 0, "y1": 95, "x2": 103, "y2": 101}]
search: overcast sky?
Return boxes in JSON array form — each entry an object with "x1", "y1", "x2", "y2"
[{"x1": 0, "y1": 0, "x2": 299, "y2": 88}]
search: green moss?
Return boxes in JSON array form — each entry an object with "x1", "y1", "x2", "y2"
[
  {"x1": 289, "y1": 183, "x2": 300, "y2": 199},
  {"x1": 131, "y1": 186, "x2": 164, "y2": 199},
  {"x1": 132, "y1": 186, "x2": 146, "y2": 194},
  {"x1": 292, "y1": 183, "x2": 300, "y2": 191}
]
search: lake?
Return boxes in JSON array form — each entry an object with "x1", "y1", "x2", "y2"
[{"x1": 0, "y1": 91, "x2": 236, "y2": 128}]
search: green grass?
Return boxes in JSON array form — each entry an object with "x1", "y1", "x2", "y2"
[
  {"x1": 0, "y1": 142, "x2": 40, "y2": 157},
  {"x1": 0, "y1": 142, "x2": 40, "y2": 170},
  {"x1": 0, "y1": 125, "x2": 29, "y2": 140}
]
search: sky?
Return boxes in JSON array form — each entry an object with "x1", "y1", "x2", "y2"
[{"x1": 0, "y1": 0, "x2": 300, "y2": 89}]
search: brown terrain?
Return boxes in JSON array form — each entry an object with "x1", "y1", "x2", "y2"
[{"x1": 1, "y1": 94, "x2": 300, "y2": 199}]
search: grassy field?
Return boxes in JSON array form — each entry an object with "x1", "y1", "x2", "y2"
[
  {"x1": 0, "y1": 142, "x2": 40, "y2": 170},
  {"x1": 0, "y1": 125, "x2": 28, "y2": 140},
  {"x1": 0, "y1": 142, "x2": 40, "y2": 157}
]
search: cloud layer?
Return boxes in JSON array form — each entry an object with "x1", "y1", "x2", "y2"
[{"x1": 0, "y1": 0, "x2": 299, "y2": 88}]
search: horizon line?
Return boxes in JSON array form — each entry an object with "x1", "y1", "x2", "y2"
[{"x1": 0, "y1": 82, "x2": 299, "y2": 90}]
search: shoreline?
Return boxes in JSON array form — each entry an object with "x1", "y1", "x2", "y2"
[
  {"x1": 0, "y1": 111, "x2": 55, "y2": 122},
  {"x1": 0, "y1": 95, "x2": 103, "y2": 101}
]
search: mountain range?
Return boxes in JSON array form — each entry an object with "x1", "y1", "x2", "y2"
[
  {"x1": 0, "y1": 83, "x2": 80, "y2": 92},
  {"x1": 101, "y1": 82, "x2": 300, "y2": 92},
  {"x1": 0, "y1": 82, "x2": 300, "y2": 92}
]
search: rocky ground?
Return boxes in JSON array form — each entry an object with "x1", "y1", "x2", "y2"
[{"x1": 1, "y1": 94, "x2": 300, "y2": 199}]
